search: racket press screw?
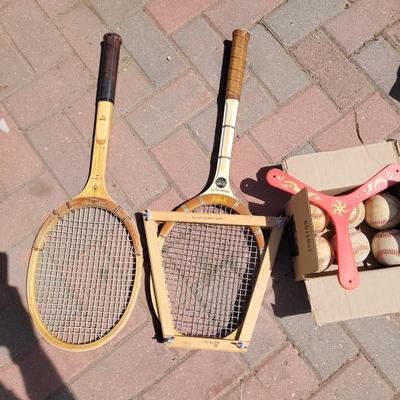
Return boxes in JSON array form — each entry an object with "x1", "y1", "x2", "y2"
[
  {"x1": 237, "y1": 341, "x2": 247, "y2": 349},
  {"x1": 276, "y1": 216, "x2": 286, "y2": 228},
  {"x1": 143, "y1": 210, "x2": 152, "y2": 221},
  {"x1": 165, "y1": 336, "x2": 174, "y2": 344}
]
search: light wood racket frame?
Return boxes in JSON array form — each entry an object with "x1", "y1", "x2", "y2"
[
  {"x1": 27, "y1": 35, "x2": 143, "y2": 351},
  {"x1": 143, "y1": 210, "x2": 286, "y2": 352}
]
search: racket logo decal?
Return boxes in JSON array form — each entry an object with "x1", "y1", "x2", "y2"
[
  {"x1": 332, "y1": 200, "x2": 349, "y2": 217},
  {"x1": 209, "y1": 195, "x2": 228, "y2": 204},
  {"x1": 216, "y1": 177, "x2": 227, "y2": 188}
]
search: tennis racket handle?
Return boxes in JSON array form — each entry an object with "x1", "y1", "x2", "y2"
[
  {"x1": 97, "y1": 33, "x2": 122, "y2": 104},
  {"x1": 335, "y1": 223, "x2": 360, "y2": 290},
  {"x1": 226, "y1": 29, "x2": 250, "y2": 100}
]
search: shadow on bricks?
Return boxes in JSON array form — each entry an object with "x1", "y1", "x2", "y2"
[
  {"x1": 241, "y1": 167, "x2": 311, "y2": 318},
  {"x1": 134, "y1": 213, "x2": 164, "y2": 343},
  {"x1": 389, "y1": 65, "x2": 400, "y2": 103},
  {"x1": 0, "y1": 253, "x2": 74, "y2": 399}
]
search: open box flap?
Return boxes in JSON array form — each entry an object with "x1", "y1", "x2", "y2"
[
  {"x1": 286, "y1": 188, "x2": 318, "y2": 279},
  {"x1": 305, "y1": 267, "x2": 400, "y2": 325},
  {"x1": 283, "y1": 141, "x2": 400, "y2": 195}
]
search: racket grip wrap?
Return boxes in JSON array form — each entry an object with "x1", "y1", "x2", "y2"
[
  {"x1": 97, "y1": 33, "x2": 122, "y2": 104},
  {"x1": 226, "y1": 29, "x2": 250, "y2": 100}
]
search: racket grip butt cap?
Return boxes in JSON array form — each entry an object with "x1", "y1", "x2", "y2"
[{"x1": 97, "y1": 33, "x2": 122, "y2": 104}]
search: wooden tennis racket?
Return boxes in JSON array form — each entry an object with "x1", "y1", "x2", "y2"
[
  {"x1": 27, "y1": 33, "x2": 142, "y2": 351},
  {"x1": 267, "y1": 164, "x2": 400, "y2": 289},
  {"x1": 158, "y1": 30, "x2": 265, "y2": 341}
]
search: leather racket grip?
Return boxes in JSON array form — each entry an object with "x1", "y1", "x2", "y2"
[
  {"x1": 97, "y1": 33, "x2": 122, "y2": 103},
  {"x1": 225, "y1": 29, "x2": 250, "y2": 100}
]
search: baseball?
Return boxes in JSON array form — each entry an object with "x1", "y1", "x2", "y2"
[
  {"x1": 348, "y1": 202, "x2": 365, "y2": 228},
  {"x1": 332, "y1": 228, "x2": 370, "y2": 264},
  {"x1": 314, "y1": 235, "x2": 334, "y2": 272},
  {"x1": 371, "y1": 229, "x2": 400, "y2": 266},
  {"x1": 365, "y1": 193, "x2": 400, "y2": 230},
  {"x1": 310, "y1": 204, "x2": 329, "y2": 233}
]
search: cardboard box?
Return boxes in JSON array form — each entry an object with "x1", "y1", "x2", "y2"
[{"x1": 283, "y1": 141, "x2": 400, "y2": 325}]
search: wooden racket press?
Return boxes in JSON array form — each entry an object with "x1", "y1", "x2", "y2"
[{"x1": 143, "y1": 210, "x2": 286, "y2": 352}]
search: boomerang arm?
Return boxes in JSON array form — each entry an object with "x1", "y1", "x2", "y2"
[{"x1": 343, "y1": 163, "x2": 400, "y2": 204}]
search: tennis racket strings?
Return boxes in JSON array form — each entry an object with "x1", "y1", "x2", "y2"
[
  {"x1": 35, "y1": 207, "x2": 136, "y2": 345},
  {"x1": 161, "y1": 205, "x2": 261, "y2": 338}
]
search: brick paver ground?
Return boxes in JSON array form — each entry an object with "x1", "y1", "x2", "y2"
[{"x1": 1, "y1": 1, "x2": 400, "y2": 399}]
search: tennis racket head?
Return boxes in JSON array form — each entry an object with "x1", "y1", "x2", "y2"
[
  {"x1": 158, "y1": 194, "x2": 264, "y2": 339},
  {"x1": 28, "y1": 197, "x2": 143, "y2": 351}
]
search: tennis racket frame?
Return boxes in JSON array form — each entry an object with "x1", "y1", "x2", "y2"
[{"x1": 27, "y1": 33, "x2": 143, "y2": 351}]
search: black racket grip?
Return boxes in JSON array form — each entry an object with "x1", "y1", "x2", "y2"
[{"x1": 97, "y1": 33, "x2": 122, "y2": 104}]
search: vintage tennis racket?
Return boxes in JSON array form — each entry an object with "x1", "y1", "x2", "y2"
[
  {"x1": 27, "y1": 33, "x2": 142, "y2": 351},
  {"x1": 158, "y1": 30, "x2": 265, "y2": 342},
  {"x1": 267, "y1": 164, "x2": 400, "y2": 289}
]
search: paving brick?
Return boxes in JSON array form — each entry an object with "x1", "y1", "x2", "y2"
[
  {"x1": 115, "y1": 51, "x2": 154, "y2": 116},
  {"x1": 205, "y1": 0, "x2": 284, "y2": 39},
  {"x1": 89, "y1": 0, "x2": 145, "y2": 26},
  {"x1": 152, "y1": 126, "x2": 209, "y2": 198},
  {"x1": 249, "y1": 25, "x2": 309, "y2": 103},
  {"x1": 238, "y1": 77, "x2": 276, "y2": 133},
  {"x1": 256, "y1": 344, "x2": 319, "y2": 400},
  {"x1": 143, "y1": 351, "x2": 245, "y2": 400},
  {"x1": 64, "y1": 87, "x2": 97, "y2": 141},
  {"x1": 0, "y1": 0, "x2": 72, "y2": 73},
  {"x1": 325, "y1": 0, "x2": 400, "y2": 54},
  {"x1": 4, "y1": 57, "x2": 93, "y2": 130},
  {"x1": 27, "y1": 113, "x2": 90, "y2": 197},
  {"x1": 114, "y1": 11, "x2": 188, "y2": 87},
  {"x1": 386, "y1": 21, "x2": 400, "y2": 50},
  {"x1": 263, "y1": 0, "x2": 348, "y2": 47},
  {"x1": 66, "y1": 324, "x2": 177, "y2": 399},
  {"x1": 224, "y1": 376, "x2": 270, "y2": 400},
  {"x1": 146, "y1": 0, "x2": 214, "y2": 34},
  {"x1": 353, "y1": 37, "x2": 400, "y2": 102},
  {"x1": 345, "y1": 315, "x2": 400, "y2": 391},
  {"x1": 188, "y1": 77, "x2": 275, "y2": 154},
  {"x1": 59, "y1": 2, "x2": 154, "y2": 114},
  {"x1": 241, "y1": 307, "x2": 286, "y2": 367},
  {"x1": 277, "y1": 310, "x2": 357, "y2": 380},
  {"x1": 58, "y1": 4, "x2": 110, "y2": 75},
  {"x1": 173, "y1": 17, "x2": 224, "y2": 91},
  {"x1": 188, "y1": 102, "x2": 218, "y2": 154},
  {"x1": 231, "y1": 135, "x2": 270, "y2": 206},
  {"x1": 311, "y1": 355, "x2": 394, "y2": 400},
  {"x1": 293, "y1": 30, "x2": 374, "y2": 110},
  {"x1": 146, "y1": 188, "x2": 183, "y2": 210},
  {"x1": 0, "y1": 338, "x2": 104, "y2": 400},
  {"x1": 0, "y1": 172, "x2": 66, "y2": 250},
  {"x1": 108, "y1": 119, "x2": 168, "y2": 207},
  {"x1": 293, "y1": 142, "x2": 316, "y2": 156},
  {"x1": 313, "y1": 92, "x2": 400, "y2": 151},
  {"x1": 127, "y1": 72, "x2": 212, "y2": 146},
  {"x1": 0, "y1": 104, "x2": 43, "y2": 195},
  {"x1": 251, "y1": 86, "x2": 338, "y2": 163},
  {"x1": 36, "y1": 0, "x2": 78, "y2": 17},
  {"x1": 0, "y1": 28, "x2": 33, "y2": 100}
]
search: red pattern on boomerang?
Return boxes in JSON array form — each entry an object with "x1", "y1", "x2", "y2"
[{"x1": 266, "y1": 164, "x2": 400, "y2": 290}]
